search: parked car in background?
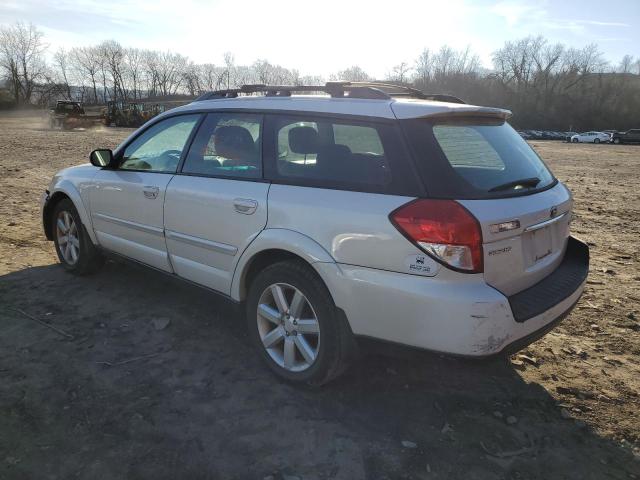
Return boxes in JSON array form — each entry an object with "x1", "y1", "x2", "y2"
[
  {"x1": 571, "y1": 131, "x2": 610, "y2": 144},
  {"x1": 40, "y1": 82, "x2": 589, "y2": 385},
  {"x1": 518, "y1": 131, "x2": 531, "y2": 139},
  {"x1": 611, "y1": 129, "x2": 640, "y2": 144},
  {"x1": 564, "y1": 132, "x2": 578, "y2": 142},
  {"x1": 549, "y1": 131, "x2": 565, "y2": 140},
  {"x1": 525, "y1": 130, "x2": 543, "y2": 139}
]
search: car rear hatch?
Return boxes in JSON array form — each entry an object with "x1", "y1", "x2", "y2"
[
  {"x1": 398, "y1": 108, "x2": 576, "y2": 297},
  {"x1": 459, "y1": 183, "x2": 572, "y2": 295}
]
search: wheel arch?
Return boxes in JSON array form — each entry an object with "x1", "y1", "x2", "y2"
[
  {"x1": 231, "y1": 228, "x2": 336, "y2": 302},
  {"x1": 44, "y1": 183, "x2": 97, "y2": 244}
]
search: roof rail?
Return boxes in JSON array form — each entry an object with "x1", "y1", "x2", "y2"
[{"x1": 194, "y1": 82, "x2": 466, "y2": 104}]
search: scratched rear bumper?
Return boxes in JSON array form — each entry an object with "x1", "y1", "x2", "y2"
[{"x1": 315, "y1": 239, "x2": 588, "y2": 357}]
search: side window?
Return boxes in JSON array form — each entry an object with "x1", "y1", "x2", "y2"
[
  {"x1": 120, "y1": 114, "x2": 200, "y2": 173},
  {"x1": 273, "y1": 116, "x2": 392, "y2": 187},
  {"x1": 182, "y1": 113, "x2": 262, "y2": 178}
]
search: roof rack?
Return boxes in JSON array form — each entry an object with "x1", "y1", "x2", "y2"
[{"x1": 193, "y1": 82, "x2": 466, "y2": 104}]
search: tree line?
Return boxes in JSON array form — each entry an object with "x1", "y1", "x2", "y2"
[{"x1": 1, "y1": 22, "x2": 639, "y2": 130}]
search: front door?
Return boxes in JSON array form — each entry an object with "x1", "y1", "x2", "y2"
[
  {"x1": 90, "y1": 114, "x2": 201, "y2": 271},
  {"x1": 164, "y1": 112, "x2": 268, "y2": 294}
]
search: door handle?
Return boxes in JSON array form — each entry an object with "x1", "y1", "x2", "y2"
[
  {"x1": 233, "y1": 198, "x2": 258, "y2": 215},
  {"x1": 143, "y1": 186, "x2": 159, "y2": 199}
]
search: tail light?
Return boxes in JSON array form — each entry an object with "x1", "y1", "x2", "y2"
[{"x1": 390, "y1": 199, "x2": 483, "y2": 273}]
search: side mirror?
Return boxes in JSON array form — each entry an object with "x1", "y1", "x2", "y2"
[{"x1": 89, "y1": 149, "x2": 113, "y2": 168}]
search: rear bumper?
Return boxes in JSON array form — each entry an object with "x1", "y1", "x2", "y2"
[
  {"x1": 508, "y1": 236, "x2": 589, "y2": 322},
  {"x1": 316, "y1": 236, "x2": 589, "y2": 356}
]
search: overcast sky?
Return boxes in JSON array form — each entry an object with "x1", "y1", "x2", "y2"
[{"x1": 1, "y1": 0, "x2": 638, "y2": 77}]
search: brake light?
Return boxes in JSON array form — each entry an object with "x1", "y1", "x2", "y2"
[{"x1": 390, "y1": 199, "x2": 483, "y2": 273}]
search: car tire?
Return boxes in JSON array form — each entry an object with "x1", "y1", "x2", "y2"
[
  {"x1": 594, "y1": 138, "x2": 600, "y2": 144},
  {"x1": 572, "y1": 138, "x2": 579, "y2": 143},
  {"x1": 52, "y1": 198, "x2": 103, "y2": 275},
  {"x1": 245, "y1": 259, "x2": 354, "y2": 386},
  {"x1": 613, "y1": 138, "x2": 621, "y2": 144}
]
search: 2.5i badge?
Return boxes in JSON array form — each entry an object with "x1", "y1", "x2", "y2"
[{"x1": 404, "y1": 254, "x2": 439, "y2": 276}]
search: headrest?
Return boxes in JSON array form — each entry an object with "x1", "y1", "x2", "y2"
[
  {"x1": 317, "y1": 144, "x2": 351, "y2": 158},
  {"x1": 288, "y1": 127, "x2": 319, "y2": 154},
  {"x1": 315, "y1": 144, "x2": 352, "y2": 168},
  {"x1": 214, "y1": 126, "x2": 255, "y2": 159}
]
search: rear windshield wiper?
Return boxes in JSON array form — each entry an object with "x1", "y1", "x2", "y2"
[{"x1": 489, "y1": 177, "x2": 541, "y2": 192}]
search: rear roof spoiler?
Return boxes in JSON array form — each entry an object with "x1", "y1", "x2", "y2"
[
  {"x1": 391, "y1": 101, "x2": 512, "y2": 121},
  {"x1": 426, "y1": 108, "x2": 512, "y2": 120}
]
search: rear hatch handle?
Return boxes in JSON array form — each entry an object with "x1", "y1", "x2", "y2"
[{"x1": 524, "y1": 212, "x2": 567, "y2": 233}]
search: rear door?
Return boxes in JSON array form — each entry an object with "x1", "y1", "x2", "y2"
[
  {"x1": 402, "y1": 117, "x2": 572, "y2": 296},
  {"x1": 263, "y1": 113, "x2": 425, "y2": 274},
  {"x1": 164, "y1": 112, "x2": 268, "y2": 294},
  {"x1": 90, "y1": 114, "x2": 201, "y2": 271}
]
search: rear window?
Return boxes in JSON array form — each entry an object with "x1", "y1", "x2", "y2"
[
  {"x1": 403, "y1": 118, "x2": 556, "y2": 199},
  {"x1": 433, "y1": 125, "x2": 504, "y2": 170}
]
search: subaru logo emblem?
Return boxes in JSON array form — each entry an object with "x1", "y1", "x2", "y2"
[{"x1": 550, "y1": 206, "x2": 558, "y2": 218}]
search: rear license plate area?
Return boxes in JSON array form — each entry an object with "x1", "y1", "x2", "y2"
[{"x1": 526, "y1": 226, "x2": 553, "y2": 266}]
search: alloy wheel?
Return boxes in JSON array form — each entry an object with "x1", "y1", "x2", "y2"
[
  {"x1": 256, "y1": 283, "x2": 320, "y2": 372},
  {"x1": 56, "y1": 210, "x2": 80, "y2": 265}
]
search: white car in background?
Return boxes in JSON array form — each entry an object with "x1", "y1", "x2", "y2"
[{"x1": 571, "y1": 131, "x2": 610, "y2": 144}]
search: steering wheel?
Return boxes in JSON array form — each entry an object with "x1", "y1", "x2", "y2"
[
  {"x1": 162, "y1": 149, "x2": 182, "y2": 160},
  {"x1": 157, "y1": 149, "x2": 182, "y2": 170}
]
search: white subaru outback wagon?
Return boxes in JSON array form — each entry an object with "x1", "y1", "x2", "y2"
[{"x1": 41, "y1": 82, "x2": 589, "y2": 385}]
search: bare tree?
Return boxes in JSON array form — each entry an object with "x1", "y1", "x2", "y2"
[
  {"x1": 414, "y1": 48, "x2": 433, "y2": 85},
  {"x1": 156, "y1": 51, "x2": 187, "y2": 95},
  {"x1": 124, "y1": 48, "x2": 144, "y2": 99},
  {"x1": 0, "y1": 22, "x2": 48, "y2": 104},
  {"x1": 197, "y1": 63, "x2": 224, "y2": 91},
  {"x1": 222, "y1": 51, "x2": 235, "y2": 88},
  {"x1": 253, "y1": 59, "x2": 275, "y2": 84},
  {"x1": 53, "y1": 48, "x2": 72, "y2": 100},
  {"x1": 143, "y1": 50, "x2": 160, "y2": 97},
  {"x1": 69, "y1": 46, "x2": 102, "y2": 104},
  {"x1": 99, "y1": 40, "x2": 127, "y2": 102},
  {"x1": 331, "y1": 66, "x2": 371, "y2": 82},
  {"x1": 182, "y1": 61, "x2": 201, "y2": 96},
  {"x1": 618, "y1": 54, "x2": 634, "y2": 74},
  {"x1": 388, "y1": 62, "x2": 411, "y2": 83}
]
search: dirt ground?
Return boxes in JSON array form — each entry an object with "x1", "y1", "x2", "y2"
[{"x1": 0, "y1": 110, "x2": 639, "y2": 480}]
